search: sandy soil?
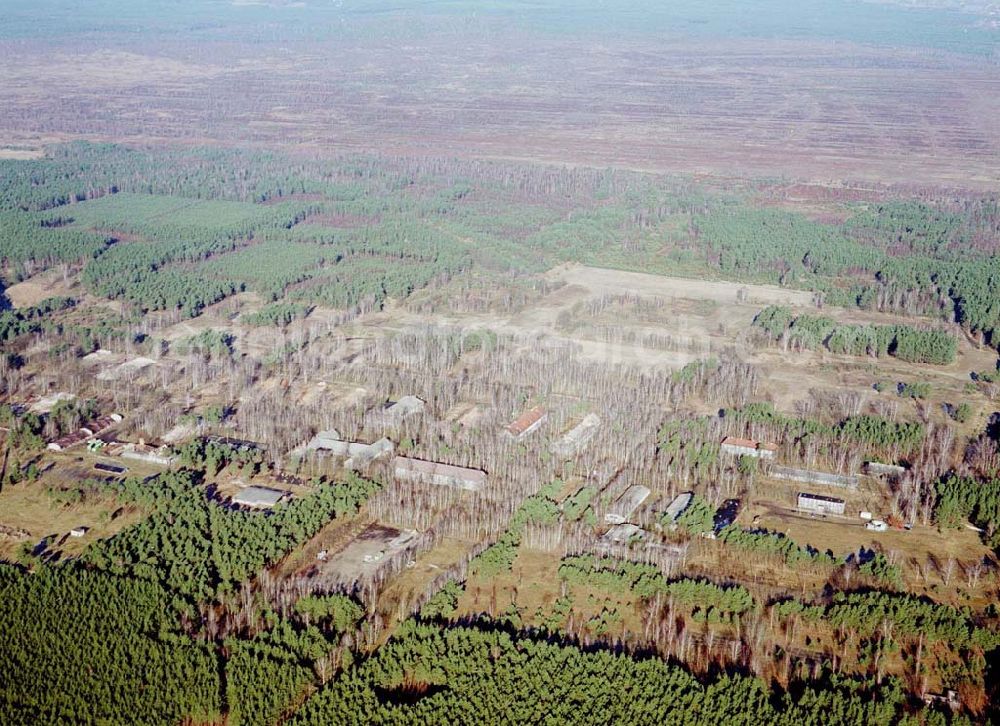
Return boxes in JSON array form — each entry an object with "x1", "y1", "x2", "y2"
[
  {"x1": 546, "y1": 265, "x2": 814, "y2": 308},
  {"x1": 5, "y1": 270, "x2": 76, "y2": 308},
  {"x1": 0, "y1": 146, "x2": 44, "y2": 160}
]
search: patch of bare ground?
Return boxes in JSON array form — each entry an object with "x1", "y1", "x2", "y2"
[
  {"x1": 89, "y1": 228, "x2": 145, "y2": 243},
  {"x1": 274, "y1": 510, "x2": 370, "y2": 579},
  {"x1": 0, "y1": 455, "x2": 145, "y2": 560},
  {"x1": 546, "y1": 265, "x2": 815, "y2": 308},
  {"x1": 5, "y1": 269, "x2": 78, "y2": 308},
  {"x1": 0, "y1": 146, "x2": 44, "y2": 159},
  {"x1": 375, "y1": 537, "x2": 474, "y2": 625}
]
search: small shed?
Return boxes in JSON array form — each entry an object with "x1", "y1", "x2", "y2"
[
  {"x1": 69, "y1": 526, "x2": 89, "y2": 538},
  {"x1": 94, "y1": 461, "x2": 127, "y2": 475}
]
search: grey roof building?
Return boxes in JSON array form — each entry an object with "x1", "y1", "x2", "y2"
[
  {"x1": 372, "y1": 396, "x2": 426, "y2": 426},
  {"x1": 393, "y1": 456, "x2": 487, "y2": 492},
  {"x1": 605, "y1": 485, "x2": 652, "y2": 525},
  {"x1": 663, "y1": 492, "x2": 693, "y2": 524},
  {"x1": 551, "y1": 413, "x2": 601, "y2": 458},
  {"x1": 232, "y1": 486, "x2": 288, "y2": 508}
]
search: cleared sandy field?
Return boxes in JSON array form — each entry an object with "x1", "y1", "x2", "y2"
[
  {"x1": 5, "y1": 270, "x2": 76, "y2": 308},
  {"x1": 546, "y1": 265, "x2": 814, "y2": 308}
]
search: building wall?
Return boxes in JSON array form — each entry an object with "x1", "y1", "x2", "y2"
[
  {"x1": 722, "y1": 443, "x2": 774, "y2": 459},
  {"x1": 797, "y1": 496, "x2": 845, "y2": 515}
]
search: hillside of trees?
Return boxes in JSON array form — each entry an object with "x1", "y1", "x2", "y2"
[
  {"x1": 290, "y1": 619, "x2": 930, "y2": 726},
  {"x1": 1, "y1": 143, "x2": 1000, "y2": 348},
  {"x1": 0, "y1": 564, "x2": 221, "y2": 724}
]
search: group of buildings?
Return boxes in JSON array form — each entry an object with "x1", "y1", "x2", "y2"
[
  {"x1": 46, "y1": 414, "x2": 123, "y2": 452},
  {"x1": 721, "y1": 433, "x2": 908, "y2": 528}
]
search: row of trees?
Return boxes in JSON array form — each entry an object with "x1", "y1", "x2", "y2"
[
  {"x1": 289, "y1": 619, "x2": 932, "y2": 725},
  {"x1": 935, "y1": 474, "x2": 1000, "y2": 550},
  {"x1": 777, "y1": 590, "x2": 999, "y2": 652},
  {"x1": 558, "y1": 555, "x2": 756, "y2": 621},
  {"x1": 728, "y1": 402, "x2": 926, "y2": 456},
  {"x1": 714, "y1": 525, "x2": 841, "y2": 570},
  {"x1": 753, "y1": 305, "x2": 957, "y2": 364}
]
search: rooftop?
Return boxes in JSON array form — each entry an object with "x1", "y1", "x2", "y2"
[
  {"x1": 721, "y1": 436, "x2": 758, "y2": 449},
  {"x1": 231, "y1": 486, "x2": 288, "y2": 508},
  {"x1": 506, "y1": 406, "x2": 547, "y2": 436},
  {"x1": 393, "y1": 456, "x2": 487, "y2": 485},
  {"x1": 722, "y1": 436, "x2": 777, "y2": 451}
]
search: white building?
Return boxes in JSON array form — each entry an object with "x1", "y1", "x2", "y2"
[
  {"x1": 372, "y1": 396, "x2": 426, "y2": 426},
  {"x1": 301, "y1": 431, "x2": 394, "y2": 470},
  {"x1": 345, "y1": 437, "x2": 394, "y2": 470}
]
